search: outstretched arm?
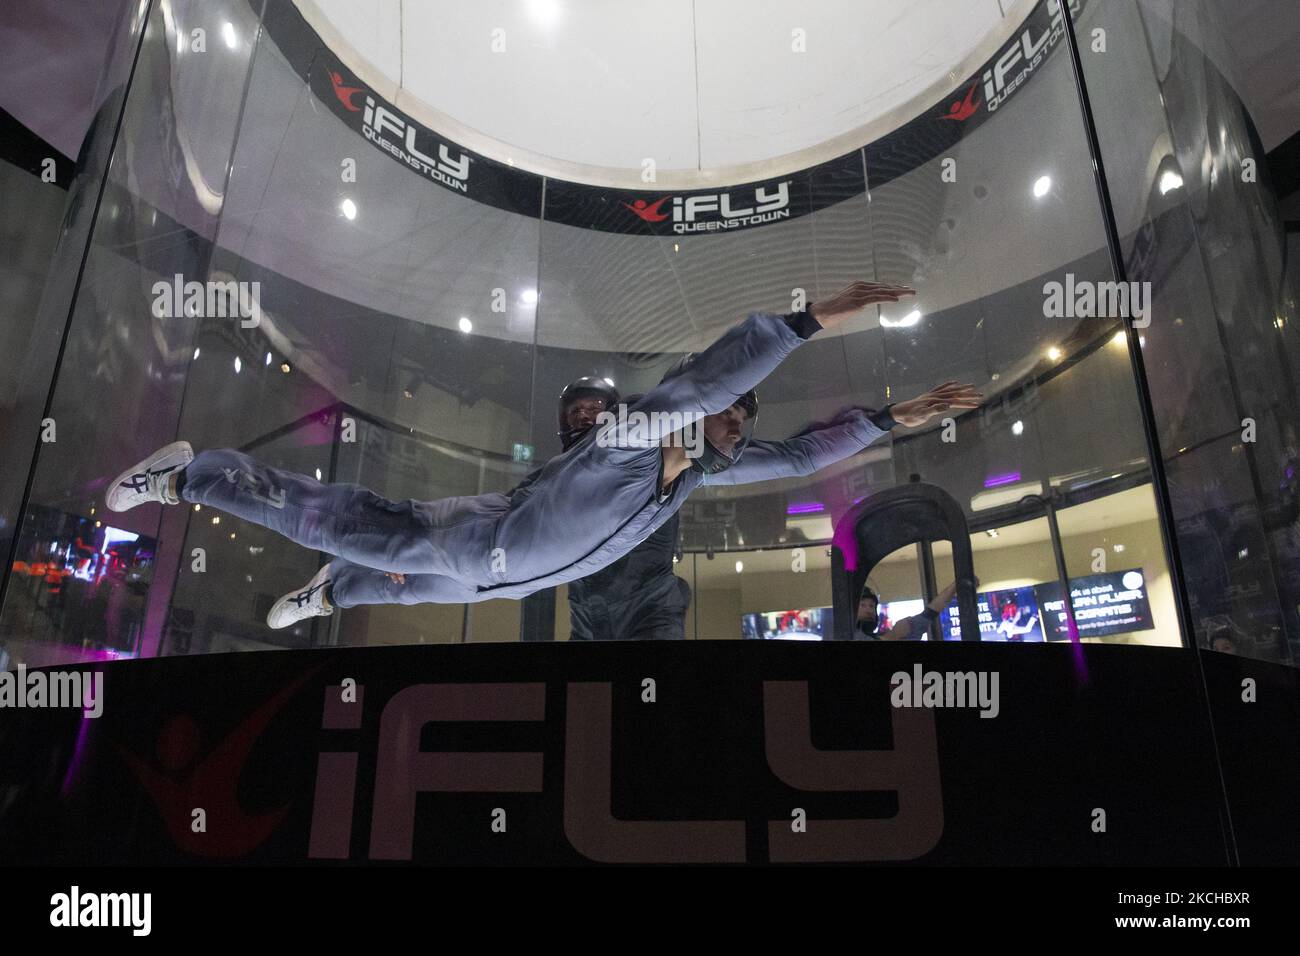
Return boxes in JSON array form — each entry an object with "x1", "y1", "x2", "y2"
[
  {"x1": 703, "y1": 382, "x2": 983, "y2": 487},
  {"x1": 599, "y1": 282, "x2": 915, "y2": 449},
  {"x1": 878, "y1": 580, "x2": 961, "y2": 641},
  {"x1": 701, "y1": 406, "x2": 894, "y2": 486}
]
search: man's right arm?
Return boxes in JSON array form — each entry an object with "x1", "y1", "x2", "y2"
[
  {"x1": 597, "y1": 310, "x2": 815, "y2": 448},
  {"x1": 597, "y1": 282, "x2": 918, "y2": 449},
  {"x1": 879, "y1": 581, "x2": 960, "y2": 641}
]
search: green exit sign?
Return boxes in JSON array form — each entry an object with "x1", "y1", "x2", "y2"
[{"x1": 512, "y1": 442, "x2": 533, "y2": 463}]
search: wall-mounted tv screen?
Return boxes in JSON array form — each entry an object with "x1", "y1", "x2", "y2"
[
  {"x1": 742, "y1": 607, "x2": 832, "y2": 640},
  {"x1": 741, "y1": 569, "x2": 1154, "y2": 641},
  {"x1": 1034, "y1": 569, "x2": 1153, "y2": 640},
  {"x1": 939, "y1": 585, "x2": 1045, "y2": 641}
]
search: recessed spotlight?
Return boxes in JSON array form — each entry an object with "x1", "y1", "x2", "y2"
[
  {"x1": 1033, "y1": 175, "x2": 1052, "y2": 198},
  {"x1": 234, "y1": 356, "x2": 241, "y2": 373},
  {"x1": 1047, "y1": 346, "x2": 1062, "y2": 361},
  {"x1": 735, "y1": 560, "x2": 744, "y2": 573},
  {"x1": 280, "y1": 362, "x2": 291, "y2": 374},
  {"x1": 458, "y1": 317, "x2": 472, "y2": 334},
  {"x1": 1011, "y1": 420, "x2": 1024, "y2": 436},
  {"x1": 341, "y1": 198, "x2": 357, "y2": 220},
  {"x1": 265, "y1": 352, "x2": 272, "y2": 365},
  {"x1": 193, "y1": 347, "x2": 201, "y2": 360},
  {"x1": 520, "y1": 289, "x2": 538, "y2": 305},
  {"x1": 315, "y1": 468, "x2": 322, "y2": 480},
  {"x1": 212, "y1": 516, "x2": 220, "y2": 525},
  {"x1": 222, "y1": 22, "x2": 237, "y2": 48}
]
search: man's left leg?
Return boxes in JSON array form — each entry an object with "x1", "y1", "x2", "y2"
[{"x1": 267, "y1": 558, "x2": 482, "y2": 629}]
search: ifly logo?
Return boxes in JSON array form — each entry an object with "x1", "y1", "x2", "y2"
[
  {"x1": 939, "y1": 81, "x2": 981, "y2": 122},
  {"x1": 622, "y1": 197, "x2": 670, "y2": 223},
  {"x1": 623, "y1": 185, "x2": 791, "y2": 234},
  {"x1": 115, "y1": 667, "x2": 322, "y2": 858},
  {"x1": 308, "y1": 680, "x2": 942, "y2": 862},
  {"x1": 330, "y1": 69, "x2": 364, "y2": 112}
]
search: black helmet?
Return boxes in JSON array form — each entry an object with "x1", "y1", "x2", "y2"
[
  {"x1": 557, "y1": 376, "x2": 620, "y2": 450},
  {"x1": 659, "y1": 354, "x2": 758, "y2": 475}
]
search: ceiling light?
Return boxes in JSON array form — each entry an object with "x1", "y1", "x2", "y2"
[
  {"x1": 1158, "y1": 169, "x2": 1184, "y2": 194},
  {"x1": 1033, "y1": 175, "x2": 1051, "y2": 198},
  {"x1": 881, "y1": 309, "x2": 921, "y2": 328},
  {"x1": 527, "y1": 0, "x2": 561, "y2": 26},
  {"x1": 458, "y1": 317, "x2": 473, "y2": 333},
  {"x1": 341, "y1": 198, "x2": 357, "y2": 220}
]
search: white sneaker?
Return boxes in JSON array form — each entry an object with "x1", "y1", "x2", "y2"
[
  {"x1": 267, "y1": 563, "x2": 335, "y2": 630},
  {"x1": 106, "y1": 441, "x2": 193, "y2": 512}
]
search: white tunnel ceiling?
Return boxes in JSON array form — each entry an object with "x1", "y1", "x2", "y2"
[{"x1": 297, "y1": 0, "x2": 1025, "y2": 184}]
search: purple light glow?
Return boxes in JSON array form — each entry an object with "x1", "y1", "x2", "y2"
[
  {"x1": 786, "y1": 502, "x2": 825, "y2": 515},
  {"x1": 983, "y1": 471, "x2": 1022, "y2": 488}
]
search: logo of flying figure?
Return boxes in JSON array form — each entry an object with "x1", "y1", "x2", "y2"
[
  {"x1": 940, "y1": 82, "x2": 982, "y2": 122},
  {"x1": 105, "y1": 281, "x2": 982, "y2": 630}
]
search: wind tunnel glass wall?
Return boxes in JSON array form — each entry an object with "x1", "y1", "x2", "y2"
[
  {"x1": 1072, "y1": 0, "x2": 1300, "y2": 665},
  {"x1": 0, "y1": 0, "x2": 1216, "y2": 664}
]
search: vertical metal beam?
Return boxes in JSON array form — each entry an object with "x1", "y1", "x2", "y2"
[{"x1": 917, "y1": 539, "x2": 941, "y2": 641}]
